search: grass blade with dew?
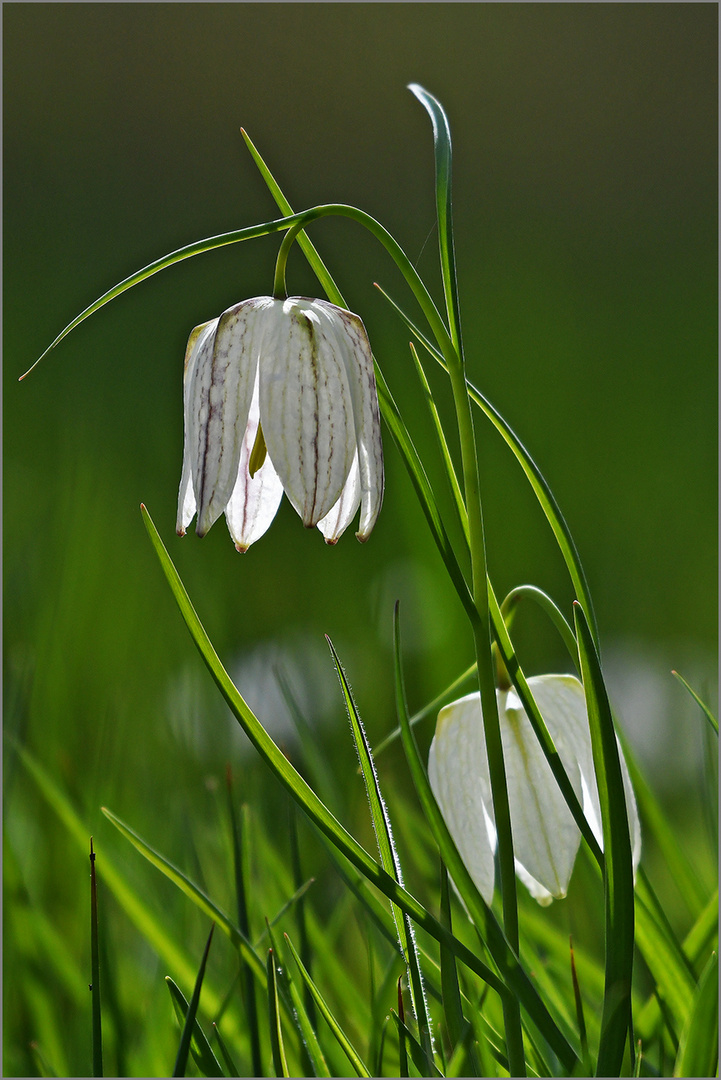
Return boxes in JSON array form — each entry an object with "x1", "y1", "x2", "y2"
[
  {"x1": 226, "y1": 776, "x2": 262, "y2": 1076},
  {"x1": 672, "y1": 670, "x2": 718, "y2": 735},
  {"x1": 326, "y1": 634, "x2": 435, "y2": 1071},
  {"x1": 212, "y1": 1022, "x2": 240, "y2": 1078},
  {"x1": 673, "y1": 951, "x2": 718, "y2": 1079},
  {"x1": 264, "y1": 918, "x2": 329, "y2": 1078},
  {"x1": 284, "y1": 931, "x2": 371, "y2": 1078},
  {"x1": 140, "y1": 503, "x2": 513, "y2": 996},
  {"x1": 172, "y1": 925, "x2": 216, "y2": 1078},
  {"x1": 574, "y1": 601, "x2": 635, "y2": 1076},
  {"x1": 392, "y1": 602, "x2": 578, "y2": 1073},
  {"x1": 166, "y1": 973, "x2": 223, "y2": 1078},
  {"x1": 89, "y1": 839, "x2": 103, "y2": 1077},
  {"x1": 267, "y1": 950, "x2": 289, "y2": 1078}
]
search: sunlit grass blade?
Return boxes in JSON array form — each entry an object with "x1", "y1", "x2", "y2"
[
  {"x1": 212, "y1": 1022, "x2": 240, "y2": 1078},
  {"x1": 267, "y1": 950, "x2": 289, "y2": 1078},
  {"x1": 573, "y1": 601, "x2": 635, "y2": 1075},
  {"x1": 673, "y1": 951, "x2": 718, "y2": 1078},
  {"x1": 408, "y1": 83, "x2": 462, "y2": 357},
  {"x1": 683, "y1": 889, "x2": 718, "y2": 969},
  {"x1": 225, "y1": 779, "x2": 262, "y2": 1076},
  {"x1": 171, "y1": 926, "x2": 217, "y2": 1078},
  {"x1": 634, "y1": 879, "x2": 696, "y2": 1034},
  {"x1": 392, "y1": 604, "x2": 577, "y2": 1073},
  {"x1": 672, "y1": 670, "x2": 719, "y2": 735},
  {"x1": 166, "y1": 974, "x2": 223, "y2": 1078},
  {"x1": 264, "y1": 920, "x2": 328, "y2": 1078},
  {"x1": 89, "y1": 838, "x2": 103, "y2": 1077},
  {"x1": 284, "y1": 932, "x2": 371, "y2": 1078},
  {"x1": 326, "y1": 634, "x2": 434, "y2": 1068},
  {"x1": 139, "y1": 503, "x2": 510, "y2": 994}
]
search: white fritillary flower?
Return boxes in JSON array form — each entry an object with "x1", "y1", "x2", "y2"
[
  {"x1": 176, "y1": 296, "x2": 384, "y2": 550},
  {"x1": 428, "y1": 674, "x2": 641, "y2": 905}
]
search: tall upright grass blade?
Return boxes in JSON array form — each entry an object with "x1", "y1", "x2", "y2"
[
  {"x1": 574, "y1": 602, "x2": 635, "y2": 1075},
  {"x1": 326, "y1": 634, "x2": 434, "y2": 1069},
  {"x1": 396, "y1": 983, "x2": 409, "y2": 1080},
  {"x1": 392, "y1": 1011, "x2": 444, "y2": 1078},
  {"x1": 288, "y1": 803, "x2": 317, "y2": 1031},
  {"x1": 266, "y1": 950, "x2": 289, "y2": 1078},
  {"x1": 212, "y1": 1022, "x2": 240, "y2": 1078},
  {"x1": 89, "y1": 839, "x2": 103, "y2": 1077},
  {"x1": 569, "y1": 937, "x2": 592, "y2": 1077},
  {"x1": 392, "y1": 604, "x2": 575, "y2": 1073},
  {"x1": 284, "y1": 932, "x2": 371, "y2": 1078},
  {"x1": 166, "y1": 976, "x2": 224, "y2": 1078},
  {"x1": 263, "y1": 920, "x2": 329, "y2": 1078},
  {"x1": 226, "y1": 778, "x2": 262, "y2": 1076},
  {"x1": 673, "y1": 951, "x2": 718, "y2": 1078},
  {"x1": 172, "y1": 925, "x2": 216, "y2": 1078}
]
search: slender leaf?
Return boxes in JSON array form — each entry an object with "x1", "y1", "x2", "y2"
[
  {"x1": 212, "y1": 1022, "x2": 240, "y2": 1078},
  {"x1": 392, "y1": 1010, "x2": 444, "y2": 1078},
  {"x1": 226, "y1": 784, "x2": 262, "y2": 1076},
  {"x1": 674, "y1": 951, "x2": 718, "y2": 1078},
  {"x1": 267, "y1": 950, "x2": 289, "y2": 1078},
  {"x1": 672, "y1": 670, "x2": 718, "y2": 735},
  {"x1": 326, "y1": 634, "x2": 434, "y2": 1069},
  {"x1": 284, "y1": 933, "x2": 371, "y2": 1078},
  {"x1": 172, "y1": 926, "x2": 216, "y2": 1078},
  {"x1": 372, "y1": 661, "x2": 477, "y2": 759},
  {"x1": 166, "y1": 972, "x2": 223, "y2": 1079},
  {"x1": 574, "y1": 602, "x2": 635, "y2": 1075},
  {"x1": 264, "y1": 921, "x2": 329, "y2": 1078},
  {"x1": 89, "y1": 839, "x2": 103, "y2": 1077}
]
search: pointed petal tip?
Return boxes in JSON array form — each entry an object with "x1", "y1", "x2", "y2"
[
  {"x1": 176, "y1": 527, "x2": 186, "y2": 538},
  {"x1": 234, "y1": 542, "x2": 249, "y2": 554},
  {"x1": 324, "y1": 536, "x2": 339, "y2": 547},
  {"x1": 355, "y1": 529, "x2": 370, "y2": 544}
]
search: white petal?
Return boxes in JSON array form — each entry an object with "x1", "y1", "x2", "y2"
[
  {"x1": 428, "y1": 693, "x2": 496, "y2": 905},
  {"x1": 259, "y1": 298, "x2": 357, "y2": 528},
  {"x1": 224, "y1": 372, "x2": 284, "y2": 551},
  {"x1": 177, "y1": 320, "x2": 216, "y2": 535},
  {"x1": 501, "y1": 682, "x2": 584, "y2": 902},
  {"x1": 317, "y1": 453, "x2": 361, "y2": 544},
  {"x1": 312, "y1": 301, "x2": 384, "y2": 541},
  {"x1": 193, "y1": 298, "x2": 273, "y2": 536}
]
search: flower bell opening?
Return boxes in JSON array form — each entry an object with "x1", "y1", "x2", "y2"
[{"x1": 176, "y1": 296, "x2": 384, "y2": 551}]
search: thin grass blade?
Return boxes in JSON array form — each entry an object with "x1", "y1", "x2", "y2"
[
  {"x1": 326, "y1": 634, "x2": 434, "y2": 1068},
  {"x1": 264, "y1": 920, "x2": 329, "y2": 1078},
  {"x1": 284, "y1": 932, "x2": 370, "y2": 1078},
  {"x1": 166, "y1": 973, "x2": 223, "y2": 1078},
  {"x1": 673, "y1": 951, "x2": 718, "y2": 1078},
  {"x1": 172, "y1": 926, "x2": 216, "y2": 1078},
  {"x1": 226, "y1": 780, "x2": 262, "y2": 1076},
  {"x1": 392, "y1": 1011, "x2": 444, "y2": 1078},
  {"x1": 672, "y1": 670, "x2": 718, "y2": 735},
  {"x1": 212, "y1": 1022, "x2": 240, "y2": 1078},
  {"x1": 574, "y1": 602, "x2": 635, "y2": 1075},
  {"x1": 89, "y1": 839, "x2": 103, "y2": 1077},
  {"x1": 267, "y1": 950, "x2": 289, "y2": 1078}
]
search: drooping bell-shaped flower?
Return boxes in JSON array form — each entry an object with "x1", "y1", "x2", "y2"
[
  {"x1": 176, "y1": 296, "x2": 384, "y2": 550},
  {"x1": 428, "y1": 674, "x2": 641, "y2": 906}
]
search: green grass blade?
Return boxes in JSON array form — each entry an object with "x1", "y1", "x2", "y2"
[
  {"x1": 21, "y1": 213, "x2": 313, "y2": 380},
  {"x1": 392, "y1": 1011, "x2": 444, "y2": 1078},
  {"x1": 166, "y1": 970, "x2": 223, "y2": 1078},
  {"x1": 252, "y1": 878, "x2": 316, "y2": 950},
  {"x1": 89, "y1": 839, "x2": 103, "y2": 1077},
  {"x1": 101, "y1": 807, "x2": 265, "y2": 981},
  {"x1": 326, "y1": 634, "x2": 434, "y2": 1068},
  {"x1": 672, "y1": 671, "x2": 719, "y2": 734},
  {"x1": 574, "y1": 602, "x2": 635, "y2": 1075},
  {"x1": 172, "y1": 926, "x2": 217, "y2": 1078},
  {"x1": 392, "y1": 604, "x2": 578, "y2": 1071},
  {"x1": 212, "y1": 1022, "x2": 240, "y2": 1078},
  {"x1": 263, "y1": 921, "x2": 328, "y2": 1078},
  {"x1": 683, "y1": 889, "x2": 718, "y2": 968},
  {"x1": 288, "y1": 804, "x2": 317, "y2": 1032},
  {"x1": 267, "y1": 950, "x2": 289, "y2": 1078},
  {"x1": 284, "y1": 933, "x2": 371, "y2": 1078},
  {"x1": 139, "y1": 504, "x2": 510, "y2": 995},
  {"x1": 674, "y1": 951, "x2": 718, "y2": 1078},
  {"x1": 396, "y1": 996, "x2": 409, "y2": 1079},
  {"x1": 408, "y1": 83, "x2": 462, "y2": 356},
  {"x1": 225, "y1": 781, "x2": 262, "y2": 1076},
  {"x1": 634, "y1": 876, "x2": 696, "y2": 1033},
  {"x1": 372, "y1": 661, "x2": 477, "y2": 760}
]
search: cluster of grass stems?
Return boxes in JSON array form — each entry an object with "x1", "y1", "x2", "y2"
[{"x1": 10, "y1": 86, "x2": 718, "y2": 1078}]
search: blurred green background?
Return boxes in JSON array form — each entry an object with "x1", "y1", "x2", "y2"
[{"x1": 4, "y1": 4, "x2": 717, "y2": 1076}]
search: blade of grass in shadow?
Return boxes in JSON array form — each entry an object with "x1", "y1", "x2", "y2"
[
  {"x1": 574, "y1": 602, "x2": 635, "y2": 1076},
  {"x1": 166, "y1": 976, "x2": 223, "y2": 1078},
  {"x1": 212, "y1": 1022, "x2": 240, "y2": 1078},
  {"x1": 392, "y1": 603, "x2": 576, "y2": 1073},
  {"x1": 139, "y1": 504, "x2": 514, "y2": 1000},
  {"x1": 288, "y1": 803, "x2": 317, "y2": 1032},
  {"x1": 283, "y1": 932, "x2": 371, "y2": 1077},
  {"x1": 672, "y1": 671, "x2": 718, "y2": 735},
  {"x1": 439, "y1": 861, "x2": 482, "y2": 1078},
  {"x1": 89, "y1": 839, "x2": 103, "y2": 1077},
  {"x1": 570, "y1": 937, "x2": 593, "y2": 1077},
  {"x1": 226, "y1": 778, "x2": 262, "y2": 1077},
  {"x1": 172, "y1": 926, "x2": 216, "y2": 1078},
  {"x1": 267, "y1": 949, "x2": 289, "y2": 1078},
  {"x1": 326, "y1": 634, "x2": 434, "y2": 1070},
  {"x1": 673, "y1": 951, "x2": 718, "y2": 1079},
  {"x1": 396, "y1": 984, "x2": 409, "y2": 1079}
]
